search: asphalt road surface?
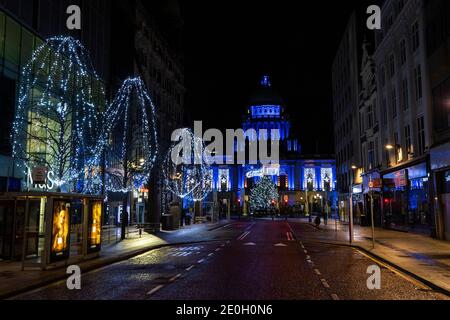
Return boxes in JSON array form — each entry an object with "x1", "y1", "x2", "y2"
[{"x1": 11, "y1": 220, "x2": 449, "y2": 300}]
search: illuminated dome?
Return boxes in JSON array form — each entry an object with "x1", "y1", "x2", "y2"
[{"x1": 247, "y1": 75, "x2": 285, "y2": 119}]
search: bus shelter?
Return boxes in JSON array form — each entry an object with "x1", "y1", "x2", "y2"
[{"x1": 0, "y1": 192, "x2": 104, "y2": 270}]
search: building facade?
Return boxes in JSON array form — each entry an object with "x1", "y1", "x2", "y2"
[
  {"x1": 425, "y1": 0, "x2": 450, "y2": 240},
  {"x1": 332, "y1": 11, "x2": 367, "y2": 222},
  {"x1": 358, "y1": 39, "x2": 383, "y2": 227},
  {"x1": 374, "y1": 0, "x2": 433, "y2": 234},
  {"x1": 0, "y1": 0, "x2": 112, "y2": 260}
]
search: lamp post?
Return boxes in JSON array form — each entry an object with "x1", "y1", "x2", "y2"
[{"x1": 349, "y1": 165, "x2": 359, "y2": 244}]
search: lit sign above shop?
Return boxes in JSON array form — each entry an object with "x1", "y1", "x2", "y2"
[
  {"x1": 27, "y1": 166, "x2": 56, "y2": 190},
  {"x1": 246, "y1": 164, "x2": 280, "y2": 178}
]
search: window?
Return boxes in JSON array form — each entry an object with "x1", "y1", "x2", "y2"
[
  {"x1": 402, "y1": 78, "x2": 409, "y2": 110},
  {"x1": 398, "y1": 0, "x2": 405, "y2": 12},
  {"x1": 391, "y1": 89, "x2": 397, "y2": 118},
  {"x1": 218, "y1": 169, "x2": 230, "y2": 192},
  {"x1": 414, "y1": 64, "x2": 423, "y2": 100},
  {"x1": 394, "y1": 132, "x2": 400, "y2": 162},
  {"x1": 400, "y1": 39, "x2": 406, "y2": 65},
  {"x1": 382, "y1": 97, "x2": 387, "y2": 125},
  {"x1": 417, "y1": 116, "x2": 426, "y2": 155},
  {"x1": 4, "y1": 17, "x2": 21, "y2": 74},
  {"x1": 389, "y1": 54, "x2": 395, "y2": 77},
  {"x1": 432, "y1": 77, "x2": 450, "y2": 132},
  {"x1": 404, "y1": 125, "x2": 412, "y2": 157},
  {"x1": 368, "y1": 141, "x2": 375, "y2": 170},
  {"x1": 368, "y1": 105, "x2": 374, "y2": 128},
  {"x1": 380, "y1": 67, "x2": 386, "y2": 87},
  {"x1": 412, "y1": 21, "x2": 420, "y2": 52}
]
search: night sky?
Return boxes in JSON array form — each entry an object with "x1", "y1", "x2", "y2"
[{"x1": 179, "y1": 0, "x2": 372, "y2": 155}]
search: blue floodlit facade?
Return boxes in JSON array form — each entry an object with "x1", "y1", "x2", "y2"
[{"x1": 204, "y1": 75, "x2": 337, "y2": 214}]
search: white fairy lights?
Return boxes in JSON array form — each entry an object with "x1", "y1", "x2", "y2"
[
  {"x1": 11, "y1": 36, "x2": 105, "y2": 193},
  {"x1": 162, "y1": 128, "x2": 212, "y2": 203},
  {"x1": 103, "y1": 77, "x2": 158, "y2": 193}
]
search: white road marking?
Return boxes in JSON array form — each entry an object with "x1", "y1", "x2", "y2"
[
  {"x1": 306, "y1": 255, "x2": 311, "y2": 260},
  {"x1": 169, "y1": 274, "x2": 182, "y2": 282},
  {"x1": 197, "y1": 259, "x2": 205, "y2": 264},
  {"x1": 147, "y1": 285, "x2": 164, "y2": 295},
  {"x1": 243, "y1": 242, "x2": 256, "y2": 246},
  {"x1": 238, "y1": 231, "x2": 250, "y2": 241},
  {"x1": 185, "y1": 265, "x2": 195, "y2": 271},
  {"x1": 215, "y1": 248, "x2": 221, "y2": 252},
  {"x1": 321, "y1": 279, "x2": 330, "y2": 288},
  {"x1": 274, "y1": 243, "x2": 288, "y2": 247},
  {"x1": 208, "y1": 253, "x2": 214, "y2": 257},
  {"x1": 304, "y1": 250, "x2": 308, "y2": 254},
  {"x1": 331, "y1": 294, "x2": 340, "y2": 300},
  {"x1": 314, "y1": 269, "x2": 322, "y2": 275}
]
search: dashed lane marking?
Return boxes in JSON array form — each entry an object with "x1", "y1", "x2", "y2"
[
  {"x1": 169, "y1": 274, "x2": 182, "y2": 282},
  {"x1": 208, "y1": 253, "x2": 214, "y2": 257},
  {"x1": 147, "y1": 285, "x2": 164, "y2": 296},
  {"x1": 185, "y1": 265, "x2": 195, "y2": 271},
  {"x1": 331, "y1": 294, "x2": 340, "y2": 300},
  {"x1": 314, "y1": 269, "x2": 322, "y2": 275},
  {"x1": 306, "y1": 255, "x2": 311, "y2": 260},
  {"x1": 197, "y1": 259, "x2": 205, "y2": 264},
  {"x1": 321, "y1": 279, "x2": 330, "y2": 288}
]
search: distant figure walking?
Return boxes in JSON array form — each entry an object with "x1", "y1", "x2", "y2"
[{"x1": 314, "y1": 216, "x2": 321, "y2": 227}]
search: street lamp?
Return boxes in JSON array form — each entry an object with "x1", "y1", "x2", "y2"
[
  {"x1": 385, "y1": 144, "x2": 401, "y2": 165},
  {"x1": 348, "y1": 164, "x2": 360, "y2": 244}
]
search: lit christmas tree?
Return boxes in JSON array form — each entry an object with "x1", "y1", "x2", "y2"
[
  {"x1": 11, "y1": 36, "x2": 105, "y2": 193},
  {"x1": 249, "y1": 176, "x2": 279, "y2": 211},
  {"x1": 103, "y1": 77, "x2": 158, "y2": 194},
  {"x1": 162, "y1": 128, "x2": 212, "y2": 213}
]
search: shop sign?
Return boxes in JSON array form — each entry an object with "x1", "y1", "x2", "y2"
[
  {"x1": 369, "y1": 179, "x2": 382, "y2": 189},
  {"x1": 27, "y1": 166, "x2": 56, "y2": 190},
  {"x1": 394, "y1": 170, "x2": 408, "y2": 187},
  {"x1": 352, "y1": 184, "x2": 363, "y2": 194}
]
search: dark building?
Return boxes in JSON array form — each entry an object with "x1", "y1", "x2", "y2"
[
  {"x1": 105, "y1": 0, "x2": 185, "y2": 229},
  {"x1": 331, "y1": 8, "x2": 375, "y2": 223},
  {"x1": 426, "y1": 0, "x2": 450, "y2": 240}
]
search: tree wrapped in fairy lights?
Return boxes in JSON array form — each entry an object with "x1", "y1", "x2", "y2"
[
  {"x1": 11, "y1": 36, "x2": 105, "y2": 193},
  {"x1": 162, "y1": 128, "x2": 212, "y2": 213},
  {"x1": 249, "y1": 176, "x2": 279, "y2": 212},
  {"x1": 103, "y1": 77, "x2": 158, "y2": 194}
]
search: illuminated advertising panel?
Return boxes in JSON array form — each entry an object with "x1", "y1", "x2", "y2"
[
  {"x1": 88, "y1": 200, "x2": 103, "y2": 253},
  {"x1": 50, "y1": 200, "x2": 71, "y2": 262}
]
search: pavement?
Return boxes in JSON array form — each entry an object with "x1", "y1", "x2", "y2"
[
  {"x1": 288, "y1": 217, "x2": 450, "y2": 295},
  {"x1": 0, "y1": 220, "x2": 231, "y2": 299},
  {"x1": 6, "y1": 219, "x2": 449, "y2": 300}
]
